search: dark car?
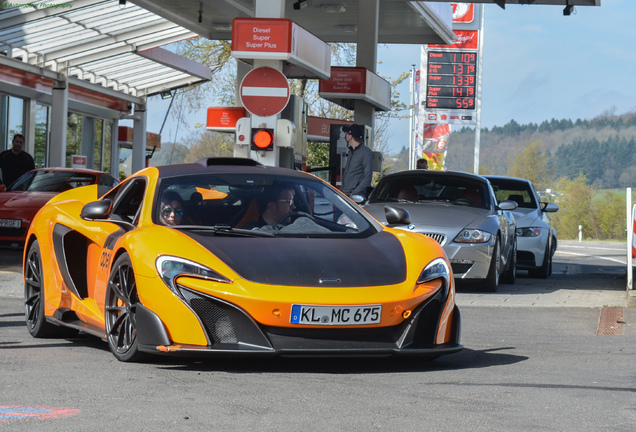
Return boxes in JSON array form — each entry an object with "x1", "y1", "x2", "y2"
[{"x1": 0, "y1": 167, "x2": 119, "y2": 245}]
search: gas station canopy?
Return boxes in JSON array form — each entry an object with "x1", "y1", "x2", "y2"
[
  {"x1": 133, "y1": 0, "x2": 457, "y2": 45},
  {"x1": 0, "y1": 0, "x2": 212, "y2": 98},
  {"x1": 133, "y1": 0, "x2": 600, "y2": 46}
]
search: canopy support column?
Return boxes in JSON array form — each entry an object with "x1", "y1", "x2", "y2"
[{"x1": 49, "y1": 76, "x2": 68, "y2": 167}]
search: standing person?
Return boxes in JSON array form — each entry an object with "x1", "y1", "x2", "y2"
[
  {"x1": 341, "y1": 124, "x2": 373, "y2": 198},
  {"x1": 416, "y1": 158, "x2": 428, "y2": 169},
  {"x1": 0, "y1": 134, "x2": 35, "y2": 187}
]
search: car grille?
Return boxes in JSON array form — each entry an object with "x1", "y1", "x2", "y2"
[
  {"x1": 421, "y1": 232, "x2": 445, "y2": 245},
  {"x1": 517, "y1": 250, "x2": 536, "y2": 266},
  {"x1": 179, "y1": 288, "x2": 239, "y2": 344},
  {"x1": 451, "y1": 263, "x2": 472, "y2": 275}
]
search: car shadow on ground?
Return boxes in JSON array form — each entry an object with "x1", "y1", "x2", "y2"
[
  {"x1": 150, "y1": 346, "x2": 527, "y2": 374},
  {"x1": 455, "y1": 263, "x2": 627, "y2": 295}
]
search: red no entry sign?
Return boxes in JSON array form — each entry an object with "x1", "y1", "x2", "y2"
[{"x1": 239, "y1": 67, "x2": 290, "y2": 117}]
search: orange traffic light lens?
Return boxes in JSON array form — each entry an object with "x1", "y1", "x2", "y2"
[{"x1": 253, "y1": 130, "x2": 274, "y2": 149}]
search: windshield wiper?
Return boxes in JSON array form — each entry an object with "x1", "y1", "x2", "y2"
[{"x1": 171, "y1": 224, "x2": 275, "y2": 237}]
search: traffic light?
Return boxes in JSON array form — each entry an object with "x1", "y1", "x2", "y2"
[{"x1": 251, "y1": 128, "x2": 275, "y2": 151}]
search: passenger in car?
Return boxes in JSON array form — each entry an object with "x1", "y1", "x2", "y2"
[{"x1": 160, "y1": 191, "x2": 185, "y2": 226}]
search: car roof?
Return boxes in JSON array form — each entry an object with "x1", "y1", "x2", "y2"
[
  {"x1": 31, "y1": 167, "x2": 110, "y2": 175},
  {"x1": 381, "y1": 169, "x2": 489, "y2": 184},
  {"x1": 484, "y1": 175, "x2": 532, "y2": 185},
  {"x1": 155, "y1": 158, "x2": 314, "y2": 180}
]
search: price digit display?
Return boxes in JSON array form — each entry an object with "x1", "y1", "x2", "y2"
[{"x1": 425, "y1": 50, "x2": 477, "y2": 111}]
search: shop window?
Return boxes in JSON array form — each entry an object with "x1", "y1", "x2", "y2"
[{"x1": 34, "y1": 104, "x2": 49, "y2": 168}]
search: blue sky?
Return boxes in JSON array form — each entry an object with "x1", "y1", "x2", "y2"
[{"x1": 147, "y1": 1, "x2": 635, "y2": 154}]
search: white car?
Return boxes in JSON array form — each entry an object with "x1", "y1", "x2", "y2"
[{"x1": 485, "y1": 176, "x2": 558, "y2": 278}]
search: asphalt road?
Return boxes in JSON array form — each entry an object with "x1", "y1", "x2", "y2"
[{"x1": 0, "y1": 240, "x2": 635, "y2": 431}]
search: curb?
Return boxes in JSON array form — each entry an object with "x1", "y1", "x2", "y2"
[{"x1": 627, "y1": 290, "x2": 636, "y2": 308}]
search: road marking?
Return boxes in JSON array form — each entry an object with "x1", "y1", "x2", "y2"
[
  {"x1": 0, "y1": 405, "x2": 80, "y2": 423},
  {"x1": 555, "y1": 250, "x2": 626, "y2": 265}
]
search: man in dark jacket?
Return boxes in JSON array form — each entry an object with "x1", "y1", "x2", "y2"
[
  {"x1": 0, "y1": 134, "x2": 35, "y2": 186},
  {"x1": 341, "y1": 124, "x2": 373, "y2": 198}
]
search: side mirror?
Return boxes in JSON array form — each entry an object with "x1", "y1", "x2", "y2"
[
  {"x1": 498, "y1": 200, "x2": 518, "y2": 211},
  {"x1": 542, "y1": 202, "x2": 559, "y2": 213},
  {"x1": 384, "y1": 205, "x2": 411, "y2": 226},
  {"x1": 81, "y1": 199, "x2": 113, "y2": 220},
  {"x1": 81, "y1": 199, "x2": 135, "y2": 231},
  {"x1": 351, "y1": 194, "x2": 366, "y2": 204}
]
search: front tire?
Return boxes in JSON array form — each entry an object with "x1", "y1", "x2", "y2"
[
  {"x1": 529, "y1": 243, "x2": 552, "y2": 279},
  {"x1": 105, "y1": 253, "x2": 144, "y2": 362},
  {"x1": 500, "y1": 238, "x2": 516, "y2": 285},
  {"x1": 24, "y1": 240, "x2": 57, "y2": 337},
  {"x1": 482, "y1": 238, "x2": 500, "y2": 292}
]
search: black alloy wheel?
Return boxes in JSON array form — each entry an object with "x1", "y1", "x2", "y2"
[
  {"x1": 24, "y1": 240, "x2": 56, "y2": 337},
  {"x1": 105, "y1": 253, "x2": 144, "y2": 362}
]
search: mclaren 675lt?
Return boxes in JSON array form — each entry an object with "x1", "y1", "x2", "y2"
[{"x1": 24, "y1": 158, "x2": 462, "y2": 362}]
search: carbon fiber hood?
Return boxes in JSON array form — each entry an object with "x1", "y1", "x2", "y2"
[{"x1": 186, "y1": 230, "x2": 407, "y2": 287}]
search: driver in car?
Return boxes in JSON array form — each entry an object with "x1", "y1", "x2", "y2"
[{"x1": 244, "y1": 185, "x2": 296, "y2": 229}]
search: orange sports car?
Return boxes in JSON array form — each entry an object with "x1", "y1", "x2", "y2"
[{"x1": 24, "y1": 158, "x2": 462, "y2": 362}]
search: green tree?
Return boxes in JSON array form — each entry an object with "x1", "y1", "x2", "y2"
[
  {"x1": 590, "y1": 191, "x2": 626, "y2": 240},
  {"x1": 149, "y1": 141, "x2": 190, "y2": 167},
  {"x1": 506, "y1": 140, "x2": 554, "y2": 190},
  {"x1": 551, "y1": 174, "x2": 594, "y2": 239},
  {"x1": 183, "y1": 130, "x2": 234, "y2": 163}
]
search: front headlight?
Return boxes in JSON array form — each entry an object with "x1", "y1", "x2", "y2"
[
  {"x1": 516, "y1": 227, "x2": 542, "y2": 237},
  {"x1": 453, "y1": 229, "x2": 492, "y2": 243},
  {"x1": 417, "y1": 258, "x2": 451, "y2": 299},
  {"x1": 156, "y1": 256, "x2": 230, "y2": 295}
]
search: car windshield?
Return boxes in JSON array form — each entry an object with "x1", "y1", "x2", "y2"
[
  {"x1": 154, "y1": 173, "x2": 376, "y2": 237},
  {"x1": 8, "y1": 170, "x2": 98, "y2": 192},
  {"x1": 488, "y1": 179, "x2": 537, "y2": 209},
  {"x1": 369, "y1": 174, "x2": 489, "y2": 209}
]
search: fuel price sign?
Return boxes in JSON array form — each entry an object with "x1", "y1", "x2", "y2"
[{"x1": 425, "y1": 50, "x2": 477, "y2": 110}]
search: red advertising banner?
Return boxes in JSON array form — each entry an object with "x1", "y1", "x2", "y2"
[
  {"x1": 118, "y1": 127, "x2": 161, "y2": 149},
  {"x1": 452, "y1": 3, "x2": 474, "y2": 23},
  {"x1": 307, "y1": 116, "x2": 352, "y2": 141},
  {"x1": 319, "y1": 67, "x2": 366, "y2": 94},
  {"x1": 318, "y1": 67, "x2": 391, "y2": 111},
  {"x1": 428, "y1": 30, "x2": 478, "y2": 50},
  {"x1": 231, "y1": 18, "x2": 331, "y2": 79},
  {"x1": 231, "y1": 18, "x2": 291, "y2": 54},
  {"x1": 206, "y1": 107, "x2": 247, "y2": 131}
]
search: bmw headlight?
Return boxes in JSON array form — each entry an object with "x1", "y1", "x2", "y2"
[
  {"x1": 156, "y1": 256, "x2": 230, "y2": 295},
  {"x1": 454, "y1": 229, "x2": 492, "y2": 243},
  {"x1": 516, "y1": 227, "x2": 542, "y2": 237},
  {"x1": 417, "y1": 258, "x2": 451, "y2": 299}
]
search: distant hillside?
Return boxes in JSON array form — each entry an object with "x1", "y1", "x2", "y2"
[{"x1": 442, "y1": 113, "x2": 636, "y2": 188}]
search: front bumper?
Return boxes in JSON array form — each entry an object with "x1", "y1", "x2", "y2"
[
  {"x1": 443, "y1": 240, "x2": 495, "y2": 280},
  {"x1": 136, "y1": 286, "x2": 463, "y2": 358},
  {"x1": 517, "y1": 235, "x2": 548, "y2": 269}
]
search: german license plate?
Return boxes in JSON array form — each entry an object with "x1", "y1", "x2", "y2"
[
  {"x1": 0, "y1": 219, "x2": 21, "y2": 229},
  {"x1": 290, "y1": 304, "x2": 381, "y2": 326}
]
